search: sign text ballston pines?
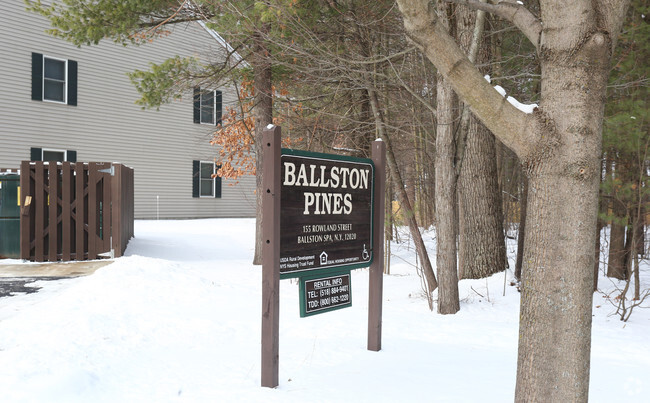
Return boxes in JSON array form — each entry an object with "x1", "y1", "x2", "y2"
[{"x1": 279, "y1": 150, "x2": 374, "y2": 277}]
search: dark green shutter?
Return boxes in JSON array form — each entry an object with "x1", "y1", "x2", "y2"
[
  {"x1": 215, "y1": 90, "x2": 223, "y2": 126},
  {"x1": 192, "y1": 160, "x2": 200, "y2": 197},
  {"x1": 30, "y1": 147, "x2": 42, "y2": 161},
  {"x1": 214, "y1": 164, "x2": 222, "y2": 198},
  {"x1": 67, "y1": 150, "x2": 77, "y2": 162},
  {"x1": 193, "y1": 87, "x2": 201, "y2": 124},
  {"x1": 67, "y1": 60, "x2": 77, "y2": 106},
  {"x1": 31, "y1": 53, "x2": 43, "y2": 101}
]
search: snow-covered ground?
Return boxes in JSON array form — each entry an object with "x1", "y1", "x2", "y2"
[{"x1": 0, "y1": 219, "x2": 648, "y2": 402}]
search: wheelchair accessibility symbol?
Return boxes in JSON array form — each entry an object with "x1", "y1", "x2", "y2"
[{"x1": 362, "y1": 244, "x2": 370, "y2": 261}]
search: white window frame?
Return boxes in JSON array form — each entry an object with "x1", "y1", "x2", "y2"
[
  {"x1": 199, "y1": 90, "x2": 216, "y2": 125},
  {"x1": 41, "y1": 148, "x2": 67, "y2": 162},
  {"x1": 42, "y1": 55, "x2": 68, "y2": 104},
  {"x1": 199, "y1": 161, "x2": 216, "y2": 197}
]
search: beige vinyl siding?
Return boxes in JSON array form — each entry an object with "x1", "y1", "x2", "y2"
[{"x1": 0, "y1": 1, "x2": 255, "y2": 219}]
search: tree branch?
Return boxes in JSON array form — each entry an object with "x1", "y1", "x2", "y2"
[
  {"x1": 455, "y1": 1, "x2": 488, "y2": 177},
  {"x1": 396, "y1": 0, "x2": 534, "y2": 158},
  {"x1": 596, "y1": 0, "x2": 631, "y2": 53},
  {"x1": 387, "y1": 61, "x2": 437, "y2": 117},
  {"x1": 444, "y1": 0, "x2": 542, "y2": 51}
]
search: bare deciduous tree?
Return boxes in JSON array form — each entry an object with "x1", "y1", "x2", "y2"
[{"x1": 396, "y1": 0, "x2": 629, "y2": 400}]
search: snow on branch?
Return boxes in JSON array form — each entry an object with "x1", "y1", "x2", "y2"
[
  {"x1": 484, "y1": 75, "x2": 538, "y2": 114},
  {"x1": 397, "y1": 0, "x2": 532, "y2": 158}
]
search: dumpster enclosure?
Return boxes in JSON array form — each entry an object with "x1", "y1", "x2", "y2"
[{"x1": 17, "y1": 161, "x2": 134, "y2": 262}]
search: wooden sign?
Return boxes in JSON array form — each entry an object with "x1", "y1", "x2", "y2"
[
  {"x1": 261, "y1": 126, "x2": 386, "y2": 388},
  {"x1": 300, "y1": 272, "x2": 352, "y2": 317},
  {"x1": 279, "y1": 149, "x2": 374, "y2": 278}
]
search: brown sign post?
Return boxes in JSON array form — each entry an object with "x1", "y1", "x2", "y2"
[
  {"x1": 261, "y1": 126, "x2": 281, "y2": 388},
  {"x1": 261, "y1": 125, "x2": 385, "y2": 387},
  {"x1": 368, "y1": 139, "x2": 385, "y2": 351}
]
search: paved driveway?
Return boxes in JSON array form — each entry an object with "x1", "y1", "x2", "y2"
[{"x1": 0, "y1": 261, "x2": 112, "y2": 298}]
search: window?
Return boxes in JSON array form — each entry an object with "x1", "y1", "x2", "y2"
[
  {"x1": 193, "y1": 87, "x2": 222, "y2": 126},
  {"x1": 192, "y1": 160, "x2": 222, "y2": 198},
  {"x1": 200, "y1": 90, "x2": 215, "y2": 124},
  {"x1": 200, "y1": 162, "x2": 215, "y2": 197},
  {"x1": 30, "y1": 147, "x2": 77, "y2": 162},
  {"x1": 31, "y1": 53, "x2": 77, "y2": 106},
  {"x1": 43, "y1": 57, "x2": 67, "y2": 102},
  {"x1": 42, "y1": 149, "x2": 66, "y2": 162}
]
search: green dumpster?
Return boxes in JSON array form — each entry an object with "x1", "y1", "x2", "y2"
[{"x1": 0, "y1": 173, "x2": 20, "y2": 259}]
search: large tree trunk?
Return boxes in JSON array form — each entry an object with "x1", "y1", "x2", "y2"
[
  {"x1": 514, "y1": 8, "x2": 612, "y2": 398},
  {"x1": 432, "y1": 1, "x2": 460, "y2": 314},
  {"x1": 252, "y1": 29, "x2": 273, "y2": 266},
  {"x1": 456, "y1": 5, "x2": 506, "y2": 280},
  {"x1": 458, "y1": 115, "x2": 507, "y2": 280},
  {"x1": 435, "y1": 73, "x2": 460, "y2": 314},
  {"x1": 396, "y1": 0, "x2": 627, "y2": 400},
  {"x1": 516, "y1": 161, "x2": 600, "y2": 401}
]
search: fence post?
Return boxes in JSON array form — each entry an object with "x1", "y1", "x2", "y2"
[
  {"x1": 101, "y1": 163, "x2": 112, "y2": 256},
  {"x1": 48, "y1": 163, "x2": 58, "y2": 261},
  {"x1": 126, "y1": 166, "x2": 133, "y2": 252},
  {"x1": 19, "y1": 161, "x2": 31, "y2": 260},
  {"x1": 34, "y1": 162, "x2": 46, "y2": 262},
  {"x1": 61, "y1": 162, "x2": 73, "y2": 261},
  {"x1": 75, "y1": 163, "x2": 86, "y2": 260},
  {"x1": 112, "y1": 164, "x2": 122, "y2": 257},
  {"x1": 87, "y1": 163, "x2": 98, "y2": 259}
]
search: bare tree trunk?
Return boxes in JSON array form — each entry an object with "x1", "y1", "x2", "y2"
[
  {"x1": 632, "y1": 195, "x2": 642, "y2": 299},
  {"x1": 366, "y1": 85, "x2": 438, "y2": 295},
  {"x1": 252, "y1": 29, "x2": 273, "y2": 266},
  {"x1": 405, "y1": 161, "x2": 416, "y2": 214},
  {"x1": 624, "y1": 222, "x2": 634, "y2": 277},
  {"x1": 634, "y1": 205, "x2": 645, "y2": 256},
  {"x1": 435, "y1": 73, "x2": 460, "y2": 314},
  {"x1": 385, "y1": 171, "x2": 393, "y2": 242},
  {"x1": 457, "y1": 115, "x2": 506, "y2": 279},
  {"x1": 608, "y1": 200, "x2": 628, "y2": 279},
  {"x1": 594, "y1": 202, "x2": 604, "y2": 291},
  {"x1": 456, "y1": 5, "x2": 506, "y2": 280},
  {"x1": 427, "y1": 1, "x2": 460, "y2": 314},
  {"x1": 633, "y1": 243, "x2": 641, "y2": 300},
  {"x1": 385, "y1": 171, "x2": 393, "y2": 275},
  {"x1": 516, "y1": 162, "x2": 600, "y2": 402},
  {"x1": 594, "y1": 155, "x2": 611, "y2": 290},
  {"x1": 396, "y1": 0, "x2": 628, "y2": 399}
]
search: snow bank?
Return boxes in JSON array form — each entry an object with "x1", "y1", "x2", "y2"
[{"x1": 0, "y1": 219, "x2": 647, "y2": 402}]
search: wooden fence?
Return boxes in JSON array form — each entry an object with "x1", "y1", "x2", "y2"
[{"x1": 19, "y1": 161, "x2": 134, "y2": 262}]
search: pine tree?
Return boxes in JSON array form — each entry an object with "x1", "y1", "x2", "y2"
[{"x1": 601, "y1": 1, "x2": 649, "y2": 291}]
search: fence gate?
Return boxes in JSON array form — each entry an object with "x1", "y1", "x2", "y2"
[
  {"x1": 19, "y1": 161, "x2": 133, "y2": 262},
  {"x1": 0, "y1": 169, "x2": 21, "y2": 258}
]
